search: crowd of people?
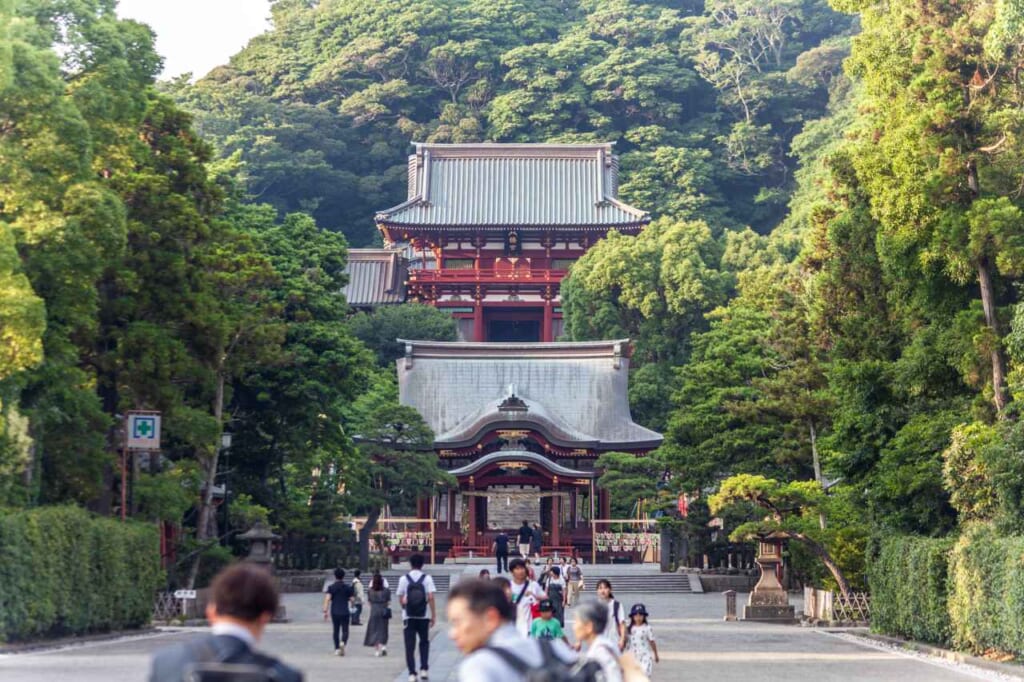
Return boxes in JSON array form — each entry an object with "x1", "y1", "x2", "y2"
[{"x1": 148, "y1": 548, "x2": 659, "y2": 682}]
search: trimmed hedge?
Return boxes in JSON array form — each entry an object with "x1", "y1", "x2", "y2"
[
  {"x1": 869, "y1": 534, "x2": 954, "y2": 645},
  {"x1": 947, "y1": 523, "x2": 1024, "y2": 655},
  {"x1": 0, "y1": 506, "x2": 163, "y2": 642}
]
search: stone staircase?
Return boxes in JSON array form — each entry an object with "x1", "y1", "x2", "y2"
[{"x1": 580, "y1": 569, "x2": 694, "y2": 594}]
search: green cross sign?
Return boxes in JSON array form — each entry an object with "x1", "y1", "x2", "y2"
[{"x1": 128, "y1": 414, "x2": 161, "y2": 449}]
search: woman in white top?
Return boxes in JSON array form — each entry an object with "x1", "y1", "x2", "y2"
[
  {"x1": 596, "y1": 579, "x2": 627, "y2": 651},
  {"x1": 572, "y1": 599, "x2": 624, "y2": 682}
]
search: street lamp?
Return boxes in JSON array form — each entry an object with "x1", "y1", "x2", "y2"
[{"x1": 221, "y1": 432, "x2": 232, "y2": 541}]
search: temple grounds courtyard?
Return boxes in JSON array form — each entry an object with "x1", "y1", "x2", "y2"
[{"x1": 1, "y1": 577, "x2": 1018, "y2": 682}]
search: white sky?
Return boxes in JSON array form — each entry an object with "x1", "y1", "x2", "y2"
[{"x1": 117, "y1": 0, "x2": 272, "y2": 79}]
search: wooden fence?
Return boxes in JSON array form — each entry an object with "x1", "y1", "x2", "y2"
[{"x1": 803, "y1": 587, "x2": 871, "y2": 622}]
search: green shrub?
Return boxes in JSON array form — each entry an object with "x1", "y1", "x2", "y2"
[
  {"x1": 869, "y1": 534, "x2": 954, "y2": 645},
  {"x1": 0, "y1": 506, "x2": 163, "y2": 642},
  {"x1": 948, "y1": 523, "x2": 1024, "y2": 655}
]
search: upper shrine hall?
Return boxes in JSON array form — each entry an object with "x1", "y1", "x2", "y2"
[{"x1": 348, "y1": 142, "x2": 651, "y2": 342}]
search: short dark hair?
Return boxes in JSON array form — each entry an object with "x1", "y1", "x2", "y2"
[
  {"x1": 509, "y1": 558, "x2": 526, "y2": 572},
  {"x1": 210, "y1": 563, "x2": 279, "y2": 622},
  {"x1": 354, "y1": 569, "x2": 361, "y2": 578},
  {"x1": 449, "y1": 578, "x2": 514, "y2": 622},
  {"x1": 551, "y1": 566, "x2": 561, "y2": 577},
  {"x1": 492, "y1": 576, "x2": 511, "y2": 591},
  {"x1": 409, "y1": 553, "x2": 425, "y2": 569},
  {"x1": 334, "y1": 568, "x2": 346, "y2": 580}
]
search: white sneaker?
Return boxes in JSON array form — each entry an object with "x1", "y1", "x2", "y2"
[
  {"x1": 339, "y1": 643, "x2": 345, "y2": 656},
  {"x1": 381, "y1": 646, "x2": 388, "y2": 656},
  {"x1": 333, "y1": 649, "x2": 341, "y2": 656},
  {"x1": 419, "y1": 671, "x2": 429, "y2": 680},
  {"x1": 408, "y1": 675, "x2": 417, "y2": 682}
]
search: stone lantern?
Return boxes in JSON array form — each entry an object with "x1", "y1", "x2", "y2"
[
  {"x1": 238, "y1": 521, "x2": 279, "y2": 569},
  {"x1": 743, "y1": 532, "x2": 795, "y2": 622},
  {"x1": 237, "y1": 521, "x2": 289, "y2": 622}
]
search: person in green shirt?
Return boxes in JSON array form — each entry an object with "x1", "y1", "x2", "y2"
[{"x1": 529, "y1": 600, "x2": 570, "y2": 647}]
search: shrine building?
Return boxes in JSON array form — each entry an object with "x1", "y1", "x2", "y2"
[{"x1": 349, "y1": 142, "x2": 662, "y2": 560}]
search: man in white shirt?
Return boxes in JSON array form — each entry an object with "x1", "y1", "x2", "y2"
[
  {"x1": 507, "y1": 558, "x2": 546, "y2": 636},
  {"x1": 448, "y1": 578, "x2": 577, "y2": 682},
  {"x1": 396, "y1": 554, "x2": 437, "y2": 681}
]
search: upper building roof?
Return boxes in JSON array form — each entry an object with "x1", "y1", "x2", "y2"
[
  {"x1": 397, "y1": 339, "x2": 663, "y2": 451},
  {"x1": 376, "y1": 143, "x2": 650, "y2": 231},
  {"x1": 342, "y1": 249, "x2": 407, "y2": 307}
]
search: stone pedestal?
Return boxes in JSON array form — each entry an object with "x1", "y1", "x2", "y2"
[{"x1": 743, "y1": 538, "x2": 795, "y2": 623}]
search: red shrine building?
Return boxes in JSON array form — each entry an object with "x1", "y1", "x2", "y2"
[{"x1": 346, "y1": 142, "x2": 662, "y2": 559}]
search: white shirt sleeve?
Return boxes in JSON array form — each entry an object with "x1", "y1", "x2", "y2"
[{"x1": 424, "y1": 575, "x2": 437, "y2": 595}]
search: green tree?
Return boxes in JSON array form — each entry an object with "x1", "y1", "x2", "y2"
[
  {"x1": 348, "y1": 303, "x2": 458, "y2": 367},
  {"x1": 344, "y1": 371, "x2": 454, "y2": 570}
]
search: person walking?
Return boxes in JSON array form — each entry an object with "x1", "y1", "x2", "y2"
[
  {"x1": 323, "y1": 568, "x2": 354, "y2": 656},
  {"x1": 351, "y1": 569, "x2": 366, "y2": 626},
  {"x1": 572, "y1": 599, "x2": 625, "y2": 682},
  {"x1": 397, "y1": 553, "x2": 436, "y2": 681},
  {"x1": 530, "y1": 523, "x2": 543, "y2": 559},
  {"x1": 508, "y1": 558, "x2": 546, "y2": 636},
  {"x1": 492, "y1": 528, "x2": 510, "y2": 574},
  {"x1": 363, "y1": 571, "x2": 392, "y2": 657},
  {"x1": 624, "y1": 603, "x2": 659, "y2": 678},
  {"x1": 148, "y1": 563, "x2": 303, "y2": 682},
  {"x1": 596, "y1": 579, "x2": 627, "y2": 651},
  {"x1": 545, "y1": 566, "x2": 567, "y2": 626},
  {"x1": 566, "y1": 557, "x2": 584, "y2": 606},
  {"x1": 517, "y1": 520, "x2": 532, "y2": 558}
]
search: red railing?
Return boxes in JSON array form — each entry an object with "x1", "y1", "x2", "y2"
[{"x1": 409, "y1": 268, "x2": 568, "y2": 283}]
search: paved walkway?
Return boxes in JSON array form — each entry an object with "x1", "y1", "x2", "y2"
[{"x1": 1, "y1": 579, "x2": 1019, "y2": 681}]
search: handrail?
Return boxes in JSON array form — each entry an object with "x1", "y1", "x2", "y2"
[{"x1": 409, "y1": 268, "x2": 568, "y2": 282}]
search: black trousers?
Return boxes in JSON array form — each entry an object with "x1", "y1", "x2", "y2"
[
  {"x1": 351, "y1": 603, "x2": 363, "y2": 624},
  {"x1": 331, "y1": 613, "x2": 350, "y2": 649},
  {"x1": 403, "y1": 618, "x2": 430, "y2": 674},
  {"x1": 496, "y1": 551, "x2": 509, "y2": 573}
]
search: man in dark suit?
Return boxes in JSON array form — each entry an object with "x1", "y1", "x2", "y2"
[{"x1": 148, "y1": 563, "x2": 303, "y2": 682}]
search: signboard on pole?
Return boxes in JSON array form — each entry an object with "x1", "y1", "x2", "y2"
[{"x1": 127, "y1": 411, "x2": 161, "y2": 450}]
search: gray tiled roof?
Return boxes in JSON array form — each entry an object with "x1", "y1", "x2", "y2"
[
  {"x1": 397, "y1": 339, "x2": 663, "y2": 450},
  {"x1": 342, "y1": 249, "x2": 407, "y2": 307},
  {"x1": 376, "y1": 143, "x2": 650, "y2": 229}
]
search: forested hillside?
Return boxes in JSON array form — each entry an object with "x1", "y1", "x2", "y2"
[{"x1": 170, "y1": 0, "x2": 852, "y2": 246}]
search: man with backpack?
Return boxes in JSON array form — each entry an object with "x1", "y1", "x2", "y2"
[
  {"x1": 397, "y1": 553, "x2": 436, "y2": 681},
  {"x1": 148, "y1": 563, "x2": 303, "y2": 682},
  {"x1": 447, "y1": 578, "x2": 582, "y2": 682}
]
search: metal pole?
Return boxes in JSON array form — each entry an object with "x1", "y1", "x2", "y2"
[
  {"x1": 121, "y1": 445, "x2": 128, "y2": 522},
  {"x1": 430, "y1": 519, "x2": 436, "y2": 565}
]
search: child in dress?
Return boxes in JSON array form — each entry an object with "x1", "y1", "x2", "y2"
[{"x1": 625, "y1": 603, "x2": 659, "y2": 678}]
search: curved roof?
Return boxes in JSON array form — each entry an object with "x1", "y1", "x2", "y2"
[
  {"x1": 397, "y1": 340, "x2": 663, "y2": 451},
  {"x1": 448, "y1": 450, "x2": 596, "y2": 478},
  {"x1": 376, "y1": 143, "x2": 650, "y2": 229}
]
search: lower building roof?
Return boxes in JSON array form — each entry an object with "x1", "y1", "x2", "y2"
[
  {"x1": 343, "y1": 249, "x2": 407, "y2": 306},
  {"x1": 397, "y1": 339, "x2": 663, "y2": 450}
]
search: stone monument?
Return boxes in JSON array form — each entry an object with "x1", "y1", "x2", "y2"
[{"x1": 743, "y1": 534, "x2": 795, "y2": 622}]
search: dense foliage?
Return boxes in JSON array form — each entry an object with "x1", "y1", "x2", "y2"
[
  {"x1": 0, "y1": 506, "x2": 162, "y2": 642},
  {"x1": 869, "y1": 535, "x2": 954, "y2": 645}
]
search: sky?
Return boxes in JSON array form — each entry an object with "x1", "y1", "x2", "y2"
[{"x1": 117, "y1": 0, "x2": 272, "y2": 79}]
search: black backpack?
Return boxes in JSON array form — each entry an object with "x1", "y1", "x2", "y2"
[
  {"x1": 405, "y1": 573, "x2": 428, "y2": 618},
  {"x1": 484, "y1": 638, "x2": 608, "y2": 682}
]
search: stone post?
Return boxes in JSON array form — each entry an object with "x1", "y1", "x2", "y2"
[
  {"x1": 237, "y1": 522, "x2": 288, "y2": 622},
  {"x1": 724, "y1": 590, "x2": 737, "y2": 621},
  {"x1": 743, "y1": 536, "x2": 795, "y2": 622}
]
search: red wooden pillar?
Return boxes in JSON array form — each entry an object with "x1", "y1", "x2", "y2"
[
  {"x1": 600, "y1": 487, "x2": 611, "y2": 519},
  {"x1": 542, "y1": 303, "x2": 553, "y2": 342},
  {"x1": 552, "y1": 477, "x2": 561, "y2": 547},
  {"x1": 468, "y1": 476, "x2": 477, "y2": 544},
  {"x1": 473, "y1": 303, "x2": 485, "y2": 342}
]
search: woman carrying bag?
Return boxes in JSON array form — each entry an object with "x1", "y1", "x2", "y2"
[{"x1": 363, "y1": 571, "x2": 392, "y2": 657}]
